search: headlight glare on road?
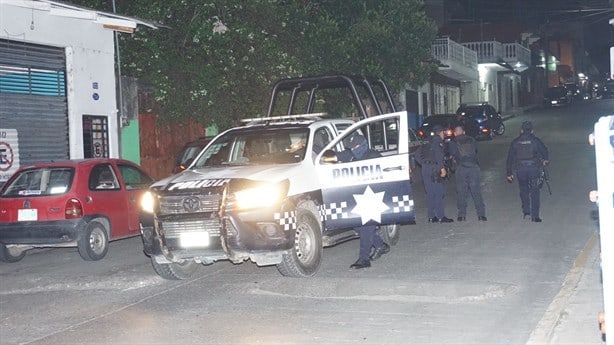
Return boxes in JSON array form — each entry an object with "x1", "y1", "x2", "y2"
[
  {"x1": 141, "y1": 191, "x2": 157, "y2": 213},
  {"x1": 234, "y1": 183, "x2": 284, "y2": 210}
]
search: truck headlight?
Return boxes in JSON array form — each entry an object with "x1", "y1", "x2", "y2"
[
  {"x1": 234, "y1": 183, "x2": 286, "y2": 210},
  {"x1": 141, "y1": 191, "x2": 157, "y2": 213}
]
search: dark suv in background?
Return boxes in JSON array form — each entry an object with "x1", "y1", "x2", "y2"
[
  {"x1": 544, "y1": 86, "x2": 572, "y2": 106},
  {"x1": 173, "y1": 137, "x2": 213, "y2": 173},
  {"x1": 456, "y1": 102, "x2": 505, "y2": 139}
]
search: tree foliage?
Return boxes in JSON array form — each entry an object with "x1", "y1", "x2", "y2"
[{"x1": 75, "y1": 0, "x2": 436, "y2": 128}]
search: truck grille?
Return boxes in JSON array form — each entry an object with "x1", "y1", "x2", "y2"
[
  {"x1": 159, "y1": 194, "x2": 221, "y2": 214},
  {"x1": 161, "y1": 219, "x2": 222, "y2": 238}
]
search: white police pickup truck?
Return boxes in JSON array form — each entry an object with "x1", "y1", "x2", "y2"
[{"x1": 140, "y1": 111, "x2": 415, "y2": 279}]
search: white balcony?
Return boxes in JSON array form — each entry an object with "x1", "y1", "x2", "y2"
[
  {"x1": 462, "y1": 41, "x2": 531, "y2": 72},
  {"x1": 503, "y1": 43, "x2": 531, "y2": 72},
  {"x1": 462, "y1": 41, "x2": 504, "y2": 64},
  {"x1": 432, "y1": 37, "x2": 478, "y2": 81}
]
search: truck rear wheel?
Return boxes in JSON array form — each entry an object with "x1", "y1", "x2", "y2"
[
  {"x1": 277, "y1": 207, "x2": 322, "y2": 277},
  {"x1": 378, "y1": 224, "x2": 400, "y2": 246},
  {"x1": 151, "y1": 257, "x2": 199, "y2": 280}
]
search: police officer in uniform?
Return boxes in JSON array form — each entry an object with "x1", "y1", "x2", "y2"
[
  {"x1": 415, "y1": 125, "x2": 454, "y2": 223},
  {"x1": 506, "y1": 121, "x2": 549, "y2": 222},
  {"x1": 448, "y1": 125, "x2": 487, "y2": 221},
  {"x1": 337, "y1": 134, "x2": 390, "y2": 269}
]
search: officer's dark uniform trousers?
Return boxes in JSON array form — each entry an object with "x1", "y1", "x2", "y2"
[
  {"x1": 419, "y1": 137, "x2": 446, "y2": 219},
  {"x1": 455, "y1": 163, "x2": 485, "y2": 217},
  {"x1": 338, "y1": 146, "x2": 386, "y2": 261},
  {"x1": 516, "y1": 162, "x2": 541, "y2": 217},
  {"x1": 357, "y1": 226, "x2": 384, "y2": 261}
]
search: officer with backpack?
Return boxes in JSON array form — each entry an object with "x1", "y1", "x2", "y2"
[
  {"x1": 506, "y1": 121, "x2": 549, "y2": 222},
  {"x1": 448, "y1": 124, "x2": 487, "y2": 222},
  {"x1": 415, "y1": 125, "x2": 454, "y2": 223}
]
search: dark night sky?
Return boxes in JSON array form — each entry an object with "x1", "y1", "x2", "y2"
[{"x1": 448, "y1": 0, "x2": 614, "y2": 75}]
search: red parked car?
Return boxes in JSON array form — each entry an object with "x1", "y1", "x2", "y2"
[{"x1": 0, "y1": 159, "x2": 153, "y2": 262}]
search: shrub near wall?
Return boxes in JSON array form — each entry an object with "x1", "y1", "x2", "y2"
[{"x1": 139, "y1": 113, "x2": 205, "y2": 180}]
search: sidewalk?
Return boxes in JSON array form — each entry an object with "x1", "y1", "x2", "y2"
[
  {"x1": 527, "y1": 231, "x2": 606, "y2": 345},
  {"x1": 549, "y1": 241, "x2": 605, "y2": 345},
  {"x1": 502, "y1": 104, "x2": 541, "y2": 121}
]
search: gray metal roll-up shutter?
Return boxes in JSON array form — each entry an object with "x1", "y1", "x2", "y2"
[{"x1": 0, "y1": 39, "x2": 68, "y2": 166}]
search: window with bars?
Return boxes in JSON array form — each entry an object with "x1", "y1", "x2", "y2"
[{"x1": 83, "y1": 115, "x2": 109, "y2": 159}]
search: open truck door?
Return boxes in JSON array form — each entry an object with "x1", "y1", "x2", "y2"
[{"x1": 315, "y1": 111, "x2": 415, "y2": 231}]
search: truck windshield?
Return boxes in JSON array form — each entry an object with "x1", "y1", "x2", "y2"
[{"x1": 193, "y1": 128, "x2": 310, "y2": 167}]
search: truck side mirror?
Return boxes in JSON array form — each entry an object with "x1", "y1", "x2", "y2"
[
  {"x1": 320, "y1": 149, "x2": 338, "y2": 164},
  {"x1": 178, "y1": 158, "x2": 194, "y2": 171}
]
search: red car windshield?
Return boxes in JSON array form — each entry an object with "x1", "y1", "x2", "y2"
[{"x1": 1, "y1": 167, "x2": 74, "y2": 197}]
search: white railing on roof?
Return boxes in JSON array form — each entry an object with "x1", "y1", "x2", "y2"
[
  {"x1": 462, "y1": 41, "x2": 504, "y2": 63},
  {"x1": 503, "y1": 43, "x2": 531, "y2": 66},
  {"x1": 432, "y1": 37, "x2": 478, "y2": 70}
]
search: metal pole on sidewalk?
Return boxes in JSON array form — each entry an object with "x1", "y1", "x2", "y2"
[{"x1": 112, "y1": 0, "x2": 124, "y2": 158}]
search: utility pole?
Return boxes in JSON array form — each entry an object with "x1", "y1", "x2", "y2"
[{"x1": 112, "y1": 0, "x2": 124, "y2": 158}]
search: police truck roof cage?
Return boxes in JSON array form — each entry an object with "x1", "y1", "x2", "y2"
[
  {"x1": 240, "y1": 113, "x2": 326, "y2": 126},
  {"x1": 266, "y1": 74, "x2": 396, "y2": 120}
]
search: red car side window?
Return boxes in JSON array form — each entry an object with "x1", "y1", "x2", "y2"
[
  {"x1": 88, "y1": 164, "x2": 120, "y2": 191},
  {"x1": 117, "y1": 164, "x2": 153, "y2": 190}
]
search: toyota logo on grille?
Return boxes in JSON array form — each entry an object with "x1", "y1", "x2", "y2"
[{"x1": 182, "y1": 197, "x2": 201, "y2": 212}]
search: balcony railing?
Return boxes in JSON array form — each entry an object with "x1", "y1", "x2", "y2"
[
  {"x1": 432, "y1": 37, "x2": 478, "y2": 70},
  {"x1": 462, "y1": 41, "x2": 503, "y2": 64},
  {"x1": 503, "y1": 43, "x2": 531, "y2": 67}
]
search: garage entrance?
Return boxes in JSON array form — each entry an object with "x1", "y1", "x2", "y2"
[{"x1": 0, "y1": 39, "x2": 68, "y2": 167}]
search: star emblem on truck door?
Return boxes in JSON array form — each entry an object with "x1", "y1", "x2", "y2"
[{"x1": 352, "y1": 186, "x2": 389, "y2": 224}]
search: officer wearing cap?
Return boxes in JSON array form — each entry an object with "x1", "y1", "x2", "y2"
[
  {"x1": 415, "y1": 125, "x2": 454, "y2": 223},
  {"x1": 448, "y1": 124, "x2": 487, "y2": 222},
  {"x1": 337, "y1": 134, "x2": 390, "y2": 269},
  {"x1": 506, "y1": 121, "x2": 549, "y2": 222}
]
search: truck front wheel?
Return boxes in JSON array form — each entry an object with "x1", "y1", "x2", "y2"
[
  {"x1": 378, "y1": 224, "x2": 400, "y2": 246},
  {"x1": 277, "y1": 207, "x2": 322, "y2": 277},
  {"x1": 151, "y1": 257, "x2": 199, "y2": 280}
]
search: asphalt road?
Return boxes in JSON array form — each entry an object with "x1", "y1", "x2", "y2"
[{"x1": 1, "y1": 99, "x2": 611, "y2": 345}]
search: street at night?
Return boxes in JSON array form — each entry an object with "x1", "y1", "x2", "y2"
[{"x1": 1, "y1": 99, "x2": 610, "y2": 345}]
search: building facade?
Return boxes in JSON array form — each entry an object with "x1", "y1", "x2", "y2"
[{"x1": 0, "y1": 0, "x2": 152, "y2": 183}]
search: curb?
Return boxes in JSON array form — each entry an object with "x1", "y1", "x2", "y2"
[
  {"x1": 525, "y1": 231, "x2": 599, "y2": 345},
  {"x1": 501, "y1": 104, "x2": 541, "y2": 121}
]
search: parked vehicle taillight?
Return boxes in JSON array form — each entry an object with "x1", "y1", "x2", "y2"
[{"x1": 65, "y1": 198, "x2": 83, "y2": 219}]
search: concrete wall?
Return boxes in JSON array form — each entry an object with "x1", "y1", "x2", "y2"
[
  {"x1": 460, "y1": 80, "x2": 479, "y2": 103},
  {"x1": 478, "y1": 65, "x2": 499, "y2": 107},
  {"x1": 0, "y1": 2, "x2": 121, "y2": 159}
]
